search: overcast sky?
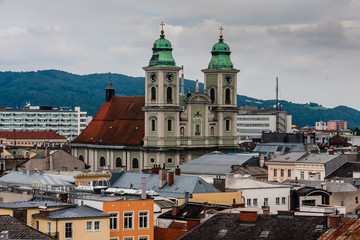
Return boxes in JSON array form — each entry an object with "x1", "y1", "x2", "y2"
[{"x1": 0, "y1": 0, "x2": 360, "y2": 110}]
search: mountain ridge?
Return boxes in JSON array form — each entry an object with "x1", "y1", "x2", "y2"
[{"x1": 0, "y1": 70, "x2": 359, "y2": 128}]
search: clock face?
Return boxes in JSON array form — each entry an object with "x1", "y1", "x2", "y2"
[
  {"x1": 150, "y1": 72, "x2": 157, "y2": 82},
  {"x1": 225, "y1": 74, "x2": 232, "y2": 84},
  {"x1": 166, "y1": 72, "x2": 174, "y2": 83}
]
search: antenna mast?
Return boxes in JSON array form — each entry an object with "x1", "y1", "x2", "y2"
[{"x1": 276, "y1": 77, "x2": 279, "y2": 111}]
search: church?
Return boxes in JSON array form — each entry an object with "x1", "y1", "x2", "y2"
[{"x1": 71, "y1": 24, "x2": 240, "y2": 172}]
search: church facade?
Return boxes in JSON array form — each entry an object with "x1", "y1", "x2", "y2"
[{"x1": 71, "y1": 26, "x2": 240, "y2": 172}]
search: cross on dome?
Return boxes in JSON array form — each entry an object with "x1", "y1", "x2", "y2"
[
  {"x1": 160, "y1": 21, "x2": 165, "y2": 34},
  {"x1": 219, "y1": 26, "x2": 224, "y2": 38}
]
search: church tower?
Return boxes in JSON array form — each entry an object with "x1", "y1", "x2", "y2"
[
  {"x1": 142, "y1": 22, "x2": 182, "y2": 165},
  {"x1": 105, "y1": 72, "x2": 115, "y2": 102},
  {"x1": 202, "y1": 26, "x2": 239, "y2": 146}
]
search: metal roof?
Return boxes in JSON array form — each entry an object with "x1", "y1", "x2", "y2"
[
  {"x1": 111, "y1": 172, "x2": 220, "y2": 199},
  {"x1": 0, "y1": 171, "x2": 72, "y2": 187},
  {"x1": 267, "y1": 152, "x2": 309, "y2": 163},
  {"x1": 176, "y1": 152, "x2": 257, "y2": 175},
  {"x1": 283, "y1": 180, "x2": 358, "y2": 193},
  {"x1": 33, "y1": 205, "x2": 109, "y2": 219},
  {"x1": 254, "y1": 143, "x2": 306, "y2": 153},
  {"x1": 0, "y1": 199, "x2": 74, "y2": 209},
  {"x1": 296, "y1": 154, "x2": 340, "y2": 164}
]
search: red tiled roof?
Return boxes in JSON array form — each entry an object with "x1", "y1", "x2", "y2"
[
  {"x1": 0, "y1": 131, "x2": 66, "y2": 139},
  {"x1": 154, "y1": 227, "x2": 187, "y2": 240},
  {"x1": 72, "y1": 96, "x2": 145, "y2": 146}
]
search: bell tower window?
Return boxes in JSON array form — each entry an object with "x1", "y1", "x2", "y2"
[
  {"x1": 151, "y1": 87, "x2": 156, "y2": 101},
  {"x1": 225, "y1": 119, "x2": 231, "y2": 131},
  {"x1": 210, "y1": 88, "x2": 215, "y2": 103},
  {"x1": 151, "y1": 119, "x2": 156, "y2": 131},
  {"x1": 167, "y1": 119, "x2": 172, "y2": 132},
  {"x1": 166, "y1": 87, "x2": 173, "y2": 103},
  {"x1": 225, "y1": 88, "x2": 231, "y2": 104}
]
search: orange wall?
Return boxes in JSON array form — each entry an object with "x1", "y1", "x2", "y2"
[{"x1": 103, "y1": 199, "x2": 154, "y2": 240}]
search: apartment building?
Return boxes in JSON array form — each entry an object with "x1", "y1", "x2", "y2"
[{"x1": 0, "y1": 105, "x2": 87, "y2": 140}]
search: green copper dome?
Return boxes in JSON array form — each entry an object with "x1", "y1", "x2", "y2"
[
  {"x1": 208, "y1": 36, "x2": 234, "y2": 69},
  {"x1": 149, "y1": 32, "x2": 176, "y2": 67}
]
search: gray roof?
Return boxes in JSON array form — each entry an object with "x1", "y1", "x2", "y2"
[
  {"x1": 296, "y1": 154, "x2": 340, "y2": 164},
  {"x1": 111, "y1": 172, "x2": 220, "y2": 199},
  {"x1": 0, "y1": 215, "x2": 52, "y2": 240},
  {"x1": 267, "y1": 152, "x2": 309, "y2": 163},
  {"x1": 0, "y1": 199, "x2": 74, "y2": 209},
  {"x1": 0, "y1": 171, "x2": 72, "y2": 187},
  {"x1": 254, "y1": 143, "x2": 306, "y2": 153},
  {"x1": 176, "y1": 152, "x2": 257, "y2": 175},
  {"x1": 282, "y1": 180, "x2": 359, "y2": 192},
  {"x1": 33, "y1": 205, "x2": 109, "y2": 219}
]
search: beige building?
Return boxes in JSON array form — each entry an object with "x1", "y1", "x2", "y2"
[{"x1": 0, "y1": 131, "x2": 67, "y2": 148}]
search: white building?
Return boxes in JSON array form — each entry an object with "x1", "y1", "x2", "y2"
[
  {"x1": 237, "y1": 107, "x2": 292, "y2": 143},
  {"x1": 226, "y1": 176, "x2": 291, "y2": 214},
  {"x1": 0, "y1": 104, "x2": 87, "y2": 140},
  {"x1": 315, "y1": 121, "x2": 327, "y2": 130}
]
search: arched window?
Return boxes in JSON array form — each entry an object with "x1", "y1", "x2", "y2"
[
  {"x1": 151, "y1": 119, "x2": 156, "y2": 131},
  {"x1": 150, "y1": 158, "x2": 155, "y2": 164},
  {"x1": 79, "y1": 155, "x2": 84, "y2": 161},
  {"x1": 132, "y1": 158, "x2": 139, "y2": 169},
  {"x1": 116, "y1": 157, "x2": 122, "y2": 168},
  {"x1": 225, "y1": 88, "x2": 231, "y2": 104},
  {"x1": 167, "y1": 119, "x2": 172, "y2": 132},
  {"x1": 151, "y1": 87, "x2": 156, "y2": 101},
  {"x1": 225, "y1": 119, "x2": 231, "y2": 131},
  {"x1": 167, "y1": 87, "x2": 172, "y2": 103},
  {"x1": 210, "y1": 126, "x2": 215, "y2": 136},
  {"x1": 180, "y1": 127, "x2": 185, "y2": 136},
  {"x1": 100, "y1": 157, "x2": 106, "y2": 167},
  {"x1": 210, "y1": 88, "x2": 215, "y2": 103}
]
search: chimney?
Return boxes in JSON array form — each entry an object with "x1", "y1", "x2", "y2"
[
  {"x1": 185, "y1": 191, "x2": 189, "y2": 204},
  {"x1": 168, "y1": 171, "x2": 174, "y2": 186},
  {"x1": 306, "y1": 143, "x2": 312, "y2": 152},
  {"x1": 0, "y1": 231, "x2": 9, "y2": 240},
  {"x1": 213, "y1": 175, "x2": 225, "y2": 192},
  {"x1": 141, "y1": 176, "x2": 147, "y2": 200},
  {"x1": 175, "y1": 165, "x2": 181, "y2": 175},
  {"x1": 151, "y1": 165, "x2": 156, "y2": 173},
  {"x1": 240, "y1": 210, "x2": 258, "y2": 223},
  {"x1": 262, "y1": 206, "x2": 270, "y2": 214},
  {"x1": 259, "y1": 152, "x2": 265, "y2": 168},
  {"x1": 172, "y1": 206, "x2": 180, "y2": 216},
  {"x1": 44, "y1": 147, "x2": 50, "y2": 157},
  {"x1": 39, "y1": 209, "x2": 50, "y2": 216},
  {"x1": 159, "y1": 164, "x2": 168, "y2": 188},
  {"x1": 186, "y1": 218, "x2": 201, "y2": 231},
  {"x1": 329, "y1": 151, "x2": 334, "y2": 155},
  {"x1": 154, "y1": 165, "x2": 160, "y2": 174},
  {"x1": 327, "y1": 215, "x2": 341, "y2": 228},
  {"x1": 49, "y1": 155, "x2": 53, "y2": 171}
]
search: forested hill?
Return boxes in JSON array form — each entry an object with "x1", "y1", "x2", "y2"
[{"x1": 0, "y1": 70, "x2": 359, "y2": 128}]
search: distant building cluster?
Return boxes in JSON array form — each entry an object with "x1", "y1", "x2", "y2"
[{"x1": 0, "y1": 104, "x2": 88, "y2": 140}]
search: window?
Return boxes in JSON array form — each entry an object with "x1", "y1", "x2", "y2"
[
  {"x1": 132, "y1": 158, "x2": 138, "y2": 169},
  {"x1": 247, "y1": 199, "x2": 252, "y2": 206},
  {"x1": 264, "y1": 198, "x2": 269, "y2": 206},
  {"x1": 167, "y1": 158, "x2": 173, "y2": 164},
  {"x1": 86, "y1": 221, "x2": 92, "y2": 231},
  {"x1": 124, "y1": 212, "x2": 133, "y2": 230},
  {"x1": 35, "y1": 220, "x2": 39, "y2": 230},
  {"x1": 100, "y1": 157, "x2": 106, "y2": 167},
  {"x1": 356, "y1": 197, "x2": 359, "y2": 203},
  {"x1": 180, "y1": 127, "x2": 185, "y2": 136},
  {"x1": 253, "y1": 198, "x2": 258, "y2": 206},
  {"x1": 116, "y1": 157, "x2": 122, "y2": 168},
  {"x1": 47, "y1": 222, "x2": 51, "y2": 235},
  {"x1": 225, "y1": 88, "x2": 231, "y2": 104},
  {"x1": 124, "y1": 237, "x2": 134, "y2": 240},
  {"x1": 151, "y1": 87, "x2": 156, "y2": 101},
  {"x1": 302, "y1": 200, "x2": 315, "y2": 206},
  {"x1": 139, "y1": 211, "x2": 149, "y2": 229},
  {"x1": 225, "y1": 119, "x2": 231, "y2": 131},
  {"x1": 210, "y1": 88, "x2": 215, "y2": 103},
  {"x1": 282, "y1": 197, "x2": 286, "y2": 205},
  {"x1": 94, "y1": 221, "x2": 100, "y2": 231},
  {"x1": 195, "y1": 124, "x2": 200, "y2": 135},
  {"x1": 151, "y1": 119, "x2": 156, "y2": 131},
  {"x1": 166, "y1": 87, "x2": 172, "y2": 103},
  {"x1": 274, "y1": 169, "x2": 277, "y2": 177},
  {"x1": 110, "y1": 213, "x2": 118, "y2": 230},
  {"x1": 139, "y1": 237, "x2": 149, "y2": 240},
  {"x1": 150, "y1": 158, "x2": 155, "y2": 164},
  {"x1": 167, "y1": 119, "x2": 172, "y2": 131},
  {"x1": 79, "y1": 155, "x2": 84, "y2": 161},
  {"x1": 65, "y1": 222, "x2": 73, "y2": 239},
  {"x1": 276, "y1": 197, "x2": 280, "y2": 205},
  {"x1": 281, "y1": 169, "x2": 284, "y2": 177},
  {"x1": 288, "y1": 169, "x2": 291, "y2": 177},
  {"x1": 300, "y1": 171, "x2": 304, "y2": 180}
]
